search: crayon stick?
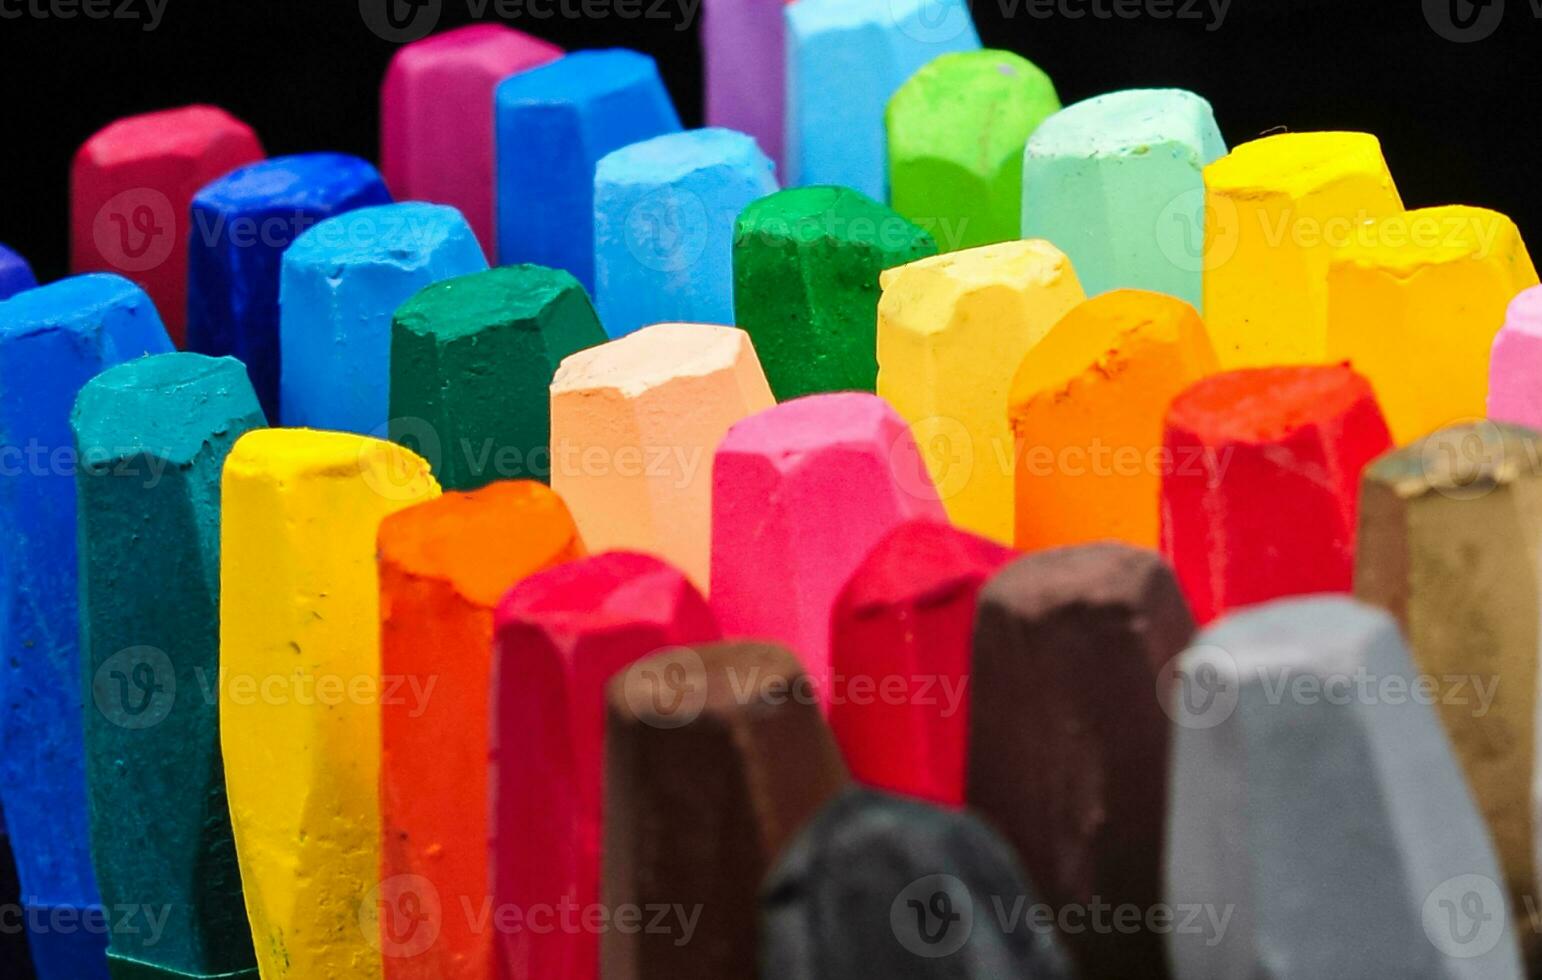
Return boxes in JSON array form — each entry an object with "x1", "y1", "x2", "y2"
[
  {"x1": 603, "y1": 642, "x2": 848, "y2": 980},
  {"x1": 390, "y1": 264, "x2": 606, "y2": 490},
  {"x1": 1489, "y1": 286, "x2": 1542, "y2": 430},
  {"x1": 1023, "y1": 89, "x2": 1225, "y2": 307},
  {"x1": 0, "y1": 273, "x2": 173, "y2": 980},
  {"x1": 220, "y1": 430, "x2": 440, "y2": 980},
  {"x1": 495, "y1": 49, "x2": 681, "y2": 284},
  {"x1": 762, "y1": 788, "x2": 1075, "y2": 979},
  {"x1": 550, "y1": 323, "x2": 774, "y2": 590},
  {"x1": 279, "y1": 202, "x2": 487, "y2": 434},
  {"x1": 492, "y1": 552, "x2": 719, "y2": 980},
  {"x1": 381, "y1": 23, "x2": 560, "y2": 253},
  {"x1": 710, "y1": 393, "x2": 945, "y2": 697},
  {"x1": 734, "y1": 185, "x2": 937, "y2": 399},
  {"x1": 377, "y1": 481, "x2": 583, "y2": 980},
  {"x1": 0, "y1": 242, "x2": 38, "y2": 299},
  {"x1": 1160, "y1": 364, "x2": 1392, "y2": 623},
  {"x1": 1010, "y1": 289, "x2": 1219, "y2": 551},
  {"x1": 968, "y1": 544, "x2": 1195, "y2": 978},
  {"x1": 1166, "y1": 597, "x2": 1524, "y2": 978},
  {"x1": 829, "y1": 519, "x2": 1012, "y2": 806},
  {"x1": 702, "y1": 0, "x2": 788, "y2": 171},
  {"x1": 1356, "y1": 422, "x2": 1542, "y2": 960},
  {"x1": 886, "y1": 50, "x2": 1060, "y2": 251},
  {"x1": 1326, "y1": 205, "x2": 1537, "y2": 443},
  {"x1": 187, "y1": 153, "x2": 391, "y2": 421},
  {"x1": 784, "y1": 0, "x2": 978, "y2": 199},
  {"x1": 594, "y1": 128, "x2": 778, "y2": 339},
  {"x1": 1201, "y1": 132, "x2": 1401, "y2": 368},
  {"x1": 877, "y1": 240, "x2": 1085, "y2": 542},
  {"x1": 74, "y1": 352, "x2": 265, "y2": 980},
  {"x1": 71, "y1": 105, "x2": 264, "y2": 347}
]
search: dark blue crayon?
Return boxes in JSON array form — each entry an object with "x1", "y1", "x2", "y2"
[{"x1": 0, "y1": 243, "x2": 37, "y2": 300}]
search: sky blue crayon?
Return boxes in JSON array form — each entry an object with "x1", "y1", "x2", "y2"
[
  {"x1": 594, "y1": 128, "x2": 778, "y2": 338},
  {"x1": 279, "y1": 202, "x2": 486, "y2": 434},
  {"x1": 785, "y1": 0, "x2": 979, "y2": 200},
  {"x1": 496, "y1": 49, "x2": 681, "y2": 289},
  {"x1": 186, "y1": 153, "x2": 392, "y2": 422},
  {"x1": 1022, "y1": 89, "x2": 1226, "y2": 308},
  {"x1": 0, "y1": 273, "x2": 173, "y2": 980},
  {"x1": 0, "y1": 243, "x2": 36, "y2": 300}
]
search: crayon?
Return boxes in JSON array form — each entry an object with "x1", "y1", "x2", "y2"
[
  {"x1": 74, "y1": 352, "x2": 264, "y2": 980},
  {"x1": 550, "y1": 323, "x2": 773, "y2": 590},
  {"x1": 71, "y1": 105, "x2": 264, "y2": 347},
  {"x1": 220, "y1": 430, "x2": 440, "y2": 979},
  {"x1": 702, "y1": 0, "x2": 788, "y2": 171},
  {"x1": 0, "y1": 242, "x2": 37, "y2": 299},
  {"x1": 1489, "y1": 286, "x2": 1542, "y2": 430},
  {"x1": 495, "y1": 48, "x2": 681, "y2": 284},
  {"x1": 279, "y1": 202, "x2": 487, "y2": 434}
]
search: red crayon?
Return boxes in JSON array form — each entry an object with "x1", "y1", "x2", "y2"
[
  {"x1": 491, "y1": 552, "x2": 720, "y2": 980},
  {"x1": 1159, "y1": 364, "x2": 1392, "y2": 623},
  {"x1": 829, "y1": 519, "x2": 1013, "y2": 807},
  {"x1": 71, "y1": 105, "x2": 264, "y2": 346}
]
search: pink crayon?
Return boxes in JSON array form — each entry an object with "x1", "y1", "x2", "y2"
[
  {"x1": 71, "y1": 105, "x2": 263, "y2": 347},
  {"x1": 381, "y1": 23, "x2": 560, "y2": 253},
  {"x1": 1489, "y1": 285, "x2": 1542, "y2": 429},
  {"x1": 703, "y1": 0, "x2": 788, "y2": 171},
  {"x1": 711, "y1": 393, "x2": 946, "y2": 700}
]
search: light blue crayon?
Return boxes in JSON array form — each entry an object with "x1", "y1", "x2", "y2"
[
  {"x1": 785, "y1": 0, "x2": 979, "y2": 200},
  {"x1": 496, "y1": 48, "x2": 681, "y2": 289},
  {"x1": 594, "y1": 127, "x2": 777, "y2": 338},
  {"x1": 0, "y1": 273, "x2": 173, "y2": 980},
  {"x1": 1022, "y1": 88, "x2": 1226, "y2": 308},
  {"x1": 279, "y1": 202, "x2": 487, "y2": 434}
]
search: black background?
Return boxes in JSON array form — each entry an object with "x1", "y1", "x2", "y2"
[
  {"x1": 0, "y1": 0, "x2": 1535, "y2": 974},
  {"x1": 0, "y1": 0, "x2": 1540, "y2": 282}
]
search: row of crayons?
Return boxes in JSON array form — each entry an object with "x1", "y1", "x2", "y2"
[{"x1": 4, "y1": 6, "x2": 1542, "y2": 980}]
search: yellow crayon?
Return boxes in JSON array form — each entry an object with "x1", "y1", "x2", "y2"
[{"x1": 221, "y1": 429, "x2": 441, "y2": 979}]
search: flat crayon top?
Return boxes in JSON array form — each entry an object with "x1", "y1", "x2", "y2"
[
  {"x1": 378, "y1": 480, "x2": 581, "y2": 608},
  {"x1": 1204, "y1": 131, "x2": 1391, "y2": 199},
  {"x1": 72, "y1": 352, "x2": 261, "y2": 466},
  {"x1": 1503, "y1": 285, "x2": 1542, "y2": 338},
  {"x1": 718, "y1": 391, "x2": 904, "y2": 459},
  {"x1": 394, "y1": 264, "x2": 583, "y2": 342},
  {"x1": 224, "y1": 427, "x2": 438, "y2": 491},
  {"x1": 736, "y1": 185, "x2": 935, "y2": 252},
  {"x1": 1166, "y1": 363, "x2": 1375, "y2": 445},
  {"x1": 0, "y1": 272, "x2": 161, "y2": 343},
  {"x1": 1026, "y1": 88, "x2": 1223, "y2": 161},
  {"x1": 389, "y1": 21, "x2": 559, "y2": 69},
  {"x1": 552, "y1": 323, "x2": 747, "y2": 398},
  {"x1": 788, "y1": 0, "x2": 950, "y2": 32},
  {"x1": 496, "y1": 48, "x2": 662, "y2": 105},
  {"x1": 837, "y1": 519, "x2": 1011, "y2": 612},
  {"x1": 885, "y1": 50, "x2": 1059, "y2": 165},
  {"x1": 1364, "y1": 421, "x2": 1542, "y2": 498},
  {"x1": 983, "y1": 543, "x2": 1176, "y2": 619},
  {"x1": 1195, "y1": 595, "x2": 1395, "y2": 683},
  {"x1": 609, "y1": 641, "x2": 805, "y2": 727},
  {"x1": 878, "y1": 239, "x2": 1075, "y2": 334},
  {"x1": 286, "y1": 202, "x2": 475, "y2": 271},
  {"x1": 74, "y1": 104, "x2": 257, "y2": 167},
  {"x1": 0, "y1": 243, "x2": 36, "y2": 299},
  {"x1": 596, "y1": 127, "x2": 772, "y2": 186},
  {"x1": 1330, "y1": 205, "x2": 1526, "y2": 273},
  {"x1": 495, "y1": 550, "x2": 699, "y2": 635},
  {"x1": 193, "y1": 152, "x2": 384, "y2": 213}
]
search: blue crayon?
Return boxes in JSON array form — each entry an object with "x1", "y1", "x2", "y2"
[
  {"x1": 0, "y1": 243, "x2": 37, "y2": 300},
  {"x1": 594, "y1": 128, "x2": 777, "y2": 338},
  {"x1": 187, "y1": 153, "x2": 392, "y2": 421},
  {"x1": 0, "y1": 274, "x2": 173, "y2": 980},
  {"x1": 496, "y1": 49, "x2": 682, "y2": 289},
  {"x1": 279, "y1": 202, "x2": 487, "y2": 434},
  {"x1": 785, "y1": 0, "x2": 979, "y2": 200}
]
